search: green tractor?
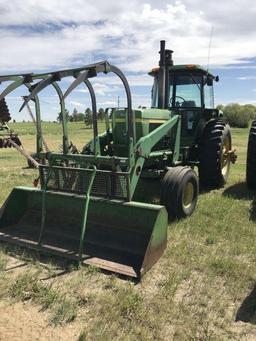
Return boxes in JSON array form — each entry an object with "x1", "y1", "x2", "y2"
[{"x1": 0, "y1": 41, "x2": 235, "y2": 278}]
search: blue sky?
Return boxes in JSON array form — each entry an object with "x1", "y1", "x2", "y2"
[{"x1": 0, "y1": 0, "x2": 255, "y2": 121}]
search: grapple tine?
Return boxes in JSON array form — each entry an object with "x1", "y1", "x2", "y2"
[
  {"x1": 0, "y1": 79, "x2": 24, "y2": 102},
  {"x1": 62, "y1": 70, "x2": 89, "y2": 101},
  {"x1": 19, "y1": 75, "x2": 55, "y2": 112}
]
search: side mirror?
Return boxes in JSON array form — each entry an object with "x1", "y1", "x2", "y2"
[
  {"x1": 206, "y1": 76, "x2": 213, "y2": 86},
  {"x1": 215, "y1": 75, "x2": 219, "y2": 82}
]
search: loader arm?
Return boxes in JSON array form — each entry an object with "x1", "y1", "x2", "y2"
[{"x1": 129, "y1": 114, "x2": 181, "y2": 199}]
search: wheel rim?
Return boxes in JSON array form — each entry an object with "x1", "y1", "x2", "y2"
[
  {"x1": 221, "y1": 135, "x2": 230, "y2": 177},
  {"x1": 182, "y1": 182, "x2": 194, "y2": 209}
]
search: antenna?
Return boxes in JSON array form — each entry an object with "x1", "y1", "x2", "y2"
[{"x1": 207, "y1": 26, "x2": 214, "y2": 73}]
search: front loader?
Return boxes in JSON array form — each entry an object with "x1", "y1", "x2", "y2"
[{"x1": 0, "y1": 41, "x2": 235, "y2": 278}]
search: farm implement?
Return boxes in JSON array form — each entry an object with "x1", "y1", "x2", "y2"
[
  {"x1": 0, "y1": 41, "x2": 235, "y2": 278},
  {"x1": 0, "y1": 98, "x2": 21, "y2": 148},
  {"x1": 0, "y1": 98, "x2": 39, "y2": 167}
]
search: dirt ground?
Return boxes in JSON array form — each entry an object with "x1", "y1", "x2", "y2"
[{"x1": 0, "y1": 301, "x2": 81, "y2": 341}]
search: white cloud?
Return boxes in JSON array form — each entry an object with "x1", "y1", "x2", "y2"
[
  {"x1": 0, "y1": 0, "x2": 256, "y2": 120},
  {"x1": 0, "y1": 1, "x2": 255, "y2": 75},
  {"x1": 74, "y1": 89, "x2": 89, "y2": 93},
  {"x1": 238, "y1": 76, "x2": 256, "y2": 80},
  {"x1": 98, "y1": 100, "x2": 117, "y2": 106},
  {"x1": 69, "y1": 100, "x2": 84, "y2": 107}
]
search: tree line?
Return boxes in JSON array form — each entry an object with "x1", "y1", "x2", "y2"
[
  {"x1": 217, "y1": 103, "x2": 256, "y2": 128},
  {"x1": 57, "y1": 107, "x2": 105, "y2": 127},
  {"x1": 56, "y1": 104, "x2": 256, "y2": 129}
]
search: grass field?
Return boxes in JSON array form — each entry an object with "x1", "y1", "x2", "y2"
[{"x1": 1, "y1": 122, "x2": 256, "y2": 340}]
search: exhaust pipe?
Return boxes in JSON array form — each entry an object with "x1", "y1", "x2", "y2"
[{"x1": 158, "y1": 40, "x2": 173, "y2": 109}]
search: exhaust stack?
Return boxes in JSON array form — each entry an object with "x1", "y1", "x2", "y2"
[{"x1": 158, "y1": 40, "x2": 173, "y2": 109}]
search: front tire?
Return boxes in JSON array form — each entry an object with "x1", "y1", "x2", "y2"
[
  {"x1": 161, "y1": 166, "x2": 199, "y2": 220},
  {"x1": 198, "y1": 121, "x2": 232, "y2": 188}
]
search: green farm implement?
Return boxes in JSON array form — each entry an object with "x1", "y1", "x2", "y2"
[{"x1": 0, "y1": 41, "x2": 235, "y2": 278}]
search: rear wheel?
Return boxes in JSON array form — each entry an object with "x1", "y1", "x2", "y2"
[
  {"x1": 199, "y1": 121, "x2": 232, "y2": 188},
  {"x1": 161, "y1": 166, "x2": 199, "y2": 220},
  {"x1": 246, "y1": 120, "x2": 256, "y2": 189}
]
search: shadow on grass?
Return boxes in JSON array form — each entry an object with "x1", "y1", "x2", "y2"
[
  {"x1": 223, "y1": 182, "x2": 256, "y2": 221},
  {"x1": 1, "y1": 241, "x2": 74, "y2": 275},
  {"x1": 236, "y1": 284, "x2": 256, "y2": 324},
  {"x1": 223, "y1": 182, "x2": 256, "y2": 200},
  {"x1": 0, "y1": 241, "x2": 139, "y2": 283},
  {"x1": 5, "y1": 262, "x2": 28, "y2": 271}
]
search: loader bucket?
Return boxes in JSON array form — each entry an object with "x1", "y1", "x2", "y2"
[{"x1": 0, "y1": 186, "x2": 168, "y2": 278}]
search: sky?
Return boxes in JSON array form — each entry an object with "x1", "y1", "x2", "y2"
[{"x1": 0, "y1": 0, "x2": 256, "y2": 121}]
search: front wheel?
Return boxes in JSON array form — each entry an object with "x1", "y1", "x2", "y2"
[{"x1": 160, "y1": 166, "x2": 199, "y2": 220}]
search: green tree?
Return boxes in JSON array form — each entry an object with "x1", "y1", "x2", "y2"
[
  {"x1": 84, "y1": 108, "x2": 93, "y2": 128},
  {"x1": 98, "y1": 108, "x2": 105, "y2": 121},
  {"x1": 219, "y1": 103, "x2": 256, "y2": 128},
  {"x1": 72, "y1": 108, "x2": 85, "y2": 122},
  {"x1": 57, "y1": 109, "x2": 70, "y2": 122}
]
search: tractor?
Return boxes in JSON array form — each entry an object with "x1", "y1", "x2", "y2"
[{"x1": 0, "y1": 41, "x2": 235, "y2": 278}]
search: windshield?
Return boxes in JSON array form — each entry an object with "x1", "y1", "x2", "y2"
[
  {"x1": 204, "y1": 82, "x2": 214, "y2": 108},
  {"x1": 170, "y1": 74, "x2": 202, "y2": 108},
  {"x1": 151, "y1": 77, "x2": 159, "y2": 108}
]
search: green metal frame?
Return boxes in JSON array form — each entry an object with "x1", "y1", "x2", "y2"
[{"x1": 0, "y1": 60, "x2": 182, "y2": 269}]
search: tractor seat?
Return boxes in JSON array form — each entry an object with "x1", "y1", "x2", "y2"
[{"x1": 181, "y1": 101, "x2": 196, "y2": 108}]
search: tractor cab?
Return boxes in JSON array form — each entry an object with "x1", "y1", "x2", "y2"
[
  {"x1": 150, "y1": 65, "x2": 217, "y2": 111},
  {"x1": 149, "y1": 47, "x2": 219, "y2": 143}
]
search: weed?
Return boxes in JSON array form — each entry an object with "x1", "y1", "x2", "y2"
[
  {"x1": 8, "y1": 271, "x2": 78, "y2": 325},
  {"x1": 209, "y1": 258, "x2": 242, "y2": 279},
  {"x1": 77, "y1": 330, "x2": 87, "y2": 341},
  {"x1": 0, "y1": 253, "x2": 7, "y2": 271},
  {"x1": 49, "y1": 299, "x2": 77, "y2": 325}
]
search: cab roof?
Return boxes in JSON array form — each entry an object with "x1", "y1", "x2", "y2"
[{"x1": 149, "y1": 64, "x2": 215, "y2": 78}]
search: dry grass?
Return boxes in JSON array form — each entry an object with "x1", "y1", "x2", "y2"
[{"x1": 0, "y1": 123, "x2": 256, "y2": 340}]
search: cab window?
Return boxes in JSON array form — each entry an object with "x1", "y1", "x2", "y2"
[{"x1": 169, "y1": 74, "x2": 202, "y2": 108}]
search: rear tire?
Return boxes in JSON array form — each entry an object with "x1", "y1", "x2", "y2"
[
  {"x1": 161, "y1": 166, "x2": 199, "y2": 220},
  {"x1": 246, "y1": 120, "x2": 256, "y2": 189},
  {"x1": 198, "y1": 121, "x2": 231, "y2": 188}
]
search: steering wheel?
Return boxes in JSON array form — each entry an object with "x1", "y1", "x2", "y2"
[{"x1": 170, "y1": 96, "x2": 186, "y2": 107}]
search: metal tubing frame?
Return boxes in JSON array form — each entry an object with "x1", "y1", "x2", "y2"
[
  {"x1": 79, "y1": 165, "x2": 96, "y2": 260},
  {"x1": 0, "y1": 61, "x2": 182, "y2": 203},
  {"x1": 51, "y1": 82, "x2": 69, "y2": 154},
  {"x1": 0, "y1": 78, "x2": 43, "y2": 153},
  {"x1": 25, "y1": 84, "x2": 43, "y2": 153},
  {"x1": 0, "y1": 77, "x2": 68, "y2": 154},
  {"x1": 38, "y1": 165, "x2": 53, "y2": 246},
  {"x1": 0, "y1": 61, "x2": 134, "y2": 156}
]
